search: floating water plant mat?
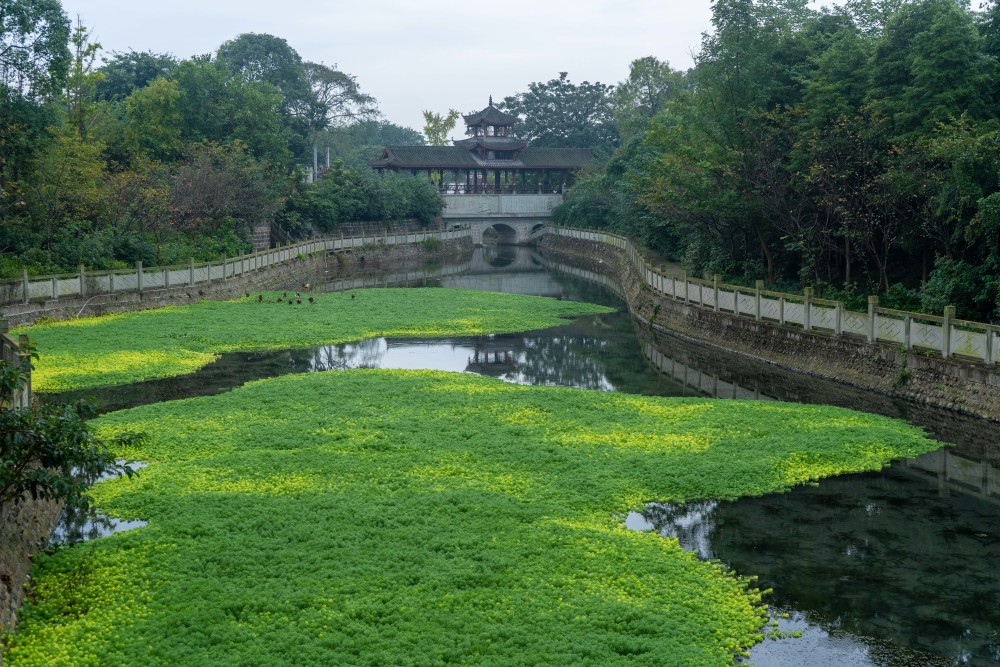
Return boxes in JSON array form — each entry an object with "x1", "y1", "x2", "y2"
[
  {"x1": 16, "y1": 288, "x2": 615, "y2": 392},
  {"x1": 5, "y1": 370, "x2": 941, "y2": 667}
]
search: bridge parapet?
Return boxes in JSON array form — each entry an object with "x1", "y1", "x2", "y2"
[{"x1": 442, "y1": 194, "x2": 562, "y2": 219}]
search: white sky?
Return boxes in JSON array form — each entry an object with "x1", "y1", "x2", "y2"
[{"x1": 61, "y1": 1, "x2": 837, "y2": 137}]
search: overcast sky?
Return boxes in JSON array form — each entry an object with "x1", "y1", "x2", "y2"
[{"x1": 61, "y1": 1, "x2": 835, "y2": 137}]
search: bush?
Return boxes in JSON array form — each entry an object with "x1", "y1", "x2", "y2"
[
  {"x1": 920, "y1": 256, "x2": 985, "y2": 320},
  {"x1": 0, "y1": 345, "x2": 142, "y2": 512}
]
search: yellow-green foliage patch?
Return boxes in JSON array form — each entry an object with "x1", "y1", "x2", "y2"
[
  {"x1": 16, "y1": 289, "x2": 614, "y2": 392},
  {"x1": 5, "y1": 370, "x2": 941, "y2": 666}
]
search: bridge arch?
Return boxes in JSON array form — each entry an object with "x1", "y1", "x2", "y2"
[{"x1": 482, "y1": 223, "x2": 518, "y2": 246}]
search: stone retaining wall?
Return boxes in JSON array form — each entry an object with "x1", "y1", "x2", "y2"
[
  {"x1": 540, "y1": 235, "x2": 1000, "y2": 422},
  {"x1": 0, "y1": 498, "x2": 62, "y2": 643}
]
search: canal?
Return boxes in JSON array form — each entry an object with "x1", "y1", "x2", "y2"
[{"x1": 54, "y1": 245, "x2": 1000, "y2": 666}]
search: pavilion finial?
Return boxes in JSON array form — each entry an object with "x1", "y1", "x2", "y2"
[{"x1": 489, "y1": 95, "x2": 493, "y2": 106}]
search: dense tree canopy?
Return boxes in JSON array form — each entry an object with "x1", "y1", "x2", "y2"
[
  {"x1": 557, "y1": 0, "x2": 1000, "y2": 322},
  {"x1": 0, "y1": 9, "x2": 436, "y2": 278},
  {"x1": 500, "y1": 72, "x2": 619, "y2": 156}
]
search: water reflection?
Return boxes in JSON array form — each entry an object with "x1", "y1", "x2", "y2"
[
  {"x1": 51, "y1": 462, "x2": 149, "y2": 545},
  {"x1": 631, "y1": 454, "x2": 1000, "y2": 666}
]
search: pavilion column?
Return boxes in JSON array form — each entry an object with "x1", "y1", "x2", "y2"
[
  {"x1": 494, "y1": 170, "x2": 500, "y2": 192},
  {"x1": 562, "y1": 170, "x2": 568, "y2": 194}
]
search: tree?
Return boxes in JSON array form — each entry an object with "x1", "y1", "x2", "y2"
[
  {"x1": 172, "y1": 56, "x2": 291, "y2": 167},
  {"x1": 421, "y1": 109, "x2": 459, "y2": 146},
  {"x1": 64, "y1": 17, "x2": 102, "y2": 140},
  {"x1": 169, "y1": 141, "x2": 281, "y2": 249},
  {"x1": 869, "y1": 0, "x2": 991, "y2": 139},
  {"x1": 500, "y1": 72, "x2": 619, "y2": 155},
  {"x1": 123, "y1": 77, "x2": 182, "y2": 161},
  {"x1": 96, "y1": 49, "x2": 177, "y2": 100},
  {"x1": 216, "y1": 33, "x2": 310, "y2": 117},
  {"x1": 302, "y1": 61, "x2": 376, "y2": 133},
  {"x1": 612, "y1": 57, "x2": 685, "y2": 141},
  {"x1": 25, "y1": 127, "x2": 107, "y2": 252},
  {"x1": 0, "y1": 0, "x2": 70, "y2": 98}
]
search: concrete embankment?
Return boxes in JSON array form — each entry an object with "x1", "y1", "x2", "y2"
[{"x1": 539, "y1": 234, "x2": 1000, "y2": 422}]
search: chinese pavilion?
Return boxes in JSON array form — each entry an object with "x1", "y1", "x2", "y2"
[{"x1": 370, "y1": 98, "x2": 595, "y2": 194}]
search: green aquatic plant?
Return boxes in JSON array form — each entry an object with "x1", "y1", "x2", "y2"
[
  {"x1": 16, "y1": 289, "x2": 614, "y2": 392},
  {"x1": 4, "y1": 370, "x2": 941, "y2": 666}
]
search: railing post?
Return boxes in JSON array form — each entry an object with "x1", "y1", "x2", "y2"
[
  {"x1": 682, "y1": 271, "x2": 689, "y2": 303},
  {"x1": 21, "y1": 269, "x2": 29, "y2": 305},
  {"x1": 222, "y1": 255, "x2": 227, "y2": 281},
  {"x1": 803, "y1": 287, "x2": 813, "y2": 331},
  {"x1": 50, "y1": 276, "x2": 58, "y2": 300},
  {"x1": 835, "y1": 301, "x2": 843, "y2": 335},
  {"x1": 163, "y1": 267, "x2": 170, "y2": 288},
  {"x1": 734, "y1": 287, "x2": 740, "y2": 317},
  {"x1": 754, "y1": 280, "x2": 763, "y2": 321},
  {"x1": 867, "y1": 296, "x2": 879, "y2": 343},
  {"x1": 904, "y1": 315, "x2": 912, "y2": 351},
  {"x1": 190, "y1": 258, "x2": 196, "y2": 286},
  {"x1": 779, "y1": 296, "x2": 785, "y2": 325},
  {"x1": 109, "y1": 271, "x2": 115, "y2": 294},
  {"x1": 943, "y1": 305, "x2": 955, "y2": 359},
  {"x1": 136, "y1": 261, "x2": 144, "y2": 293},
  {"x1": 79, "y1": 264, "x2": 87, "y2": 298},
  {"x1": 987, "y1": 327, "x2": 996, "y2": 365},
  {"x1": 713, "y1": 274, "x2": 720, "y2": 312},
  {"x1": 18, "y1": 333, "x2": 30, "y2": 406}
]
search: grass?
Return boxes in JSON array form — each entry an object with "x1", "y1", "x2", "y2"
[
  {"x1": 14, "y1": 289, "x2": 615, "y2": 392},
  {"x1": 3, "y1": 370, "x2": 942, "y2": 666}
]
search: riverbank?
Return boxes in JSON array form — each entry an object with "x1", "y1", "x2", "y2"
[
  {"x1": 1, "y1": 234, "x2": 472, "y2": 328},
  {"x1": 539, "y1": 234, "x2": 1000, "y2": 422}
]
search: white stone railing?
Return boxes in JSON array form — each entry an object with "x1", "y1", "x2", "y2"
[
  {"x1": 550, "y1": 226, "x2": 999, "y2": 365},
  {"x1": 0, "y1": 227, "x2": 472, "y2": 307}
]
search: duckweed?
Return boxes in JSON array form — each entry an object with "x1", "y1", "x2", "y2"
[
  {"x1": 16, "y1": 289, "x2": 614, "y2": 392},
  {"x1": 5, "y1": 370, "x2": 941, "y2": 666}
]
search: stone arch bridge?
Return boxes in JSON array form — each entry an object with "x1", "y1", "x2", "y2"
[{"x1": 441, "y1": 194, "x2": 559, "y2": 245}]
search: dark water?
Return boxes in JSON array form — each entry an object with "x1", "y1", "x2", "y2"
[{"x1": 48, "y1": 245, "x2": 1000, "y2": 666}]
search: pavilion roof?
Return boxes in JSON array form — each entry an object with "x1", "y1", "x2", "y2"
[{"x1": 463, "y1": 104, "x2": 518, "y2": 126}]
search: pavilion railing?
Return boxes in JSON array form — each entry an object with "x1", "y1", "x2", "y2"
[
  {"x1": 549, "y1": 225, "x2": 999, "y2": 366},
  {"x1": 0, "y1": 227, "x2": 473, "y2": 308},
  {"x1": 439, "y1": 185, "x2": 563, "y2": 195}
]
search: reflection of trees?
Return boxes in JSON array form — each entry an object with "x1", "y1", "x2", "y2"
[
  {"x1": 641, "y1": 501, "x2": 718, "y2": 561},
  {"x1": 309, "y1": 337, "x2": 385, "y2": 371},
  {"x1": 640, "y1": 468, "x2": 1000, "y2": 666},
  {"x1": 50, "y1": 462, "x2": 149, "y2": 545},
  {"x1": 51, "y1": 506, "x2": 147, "y2": 545}
]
